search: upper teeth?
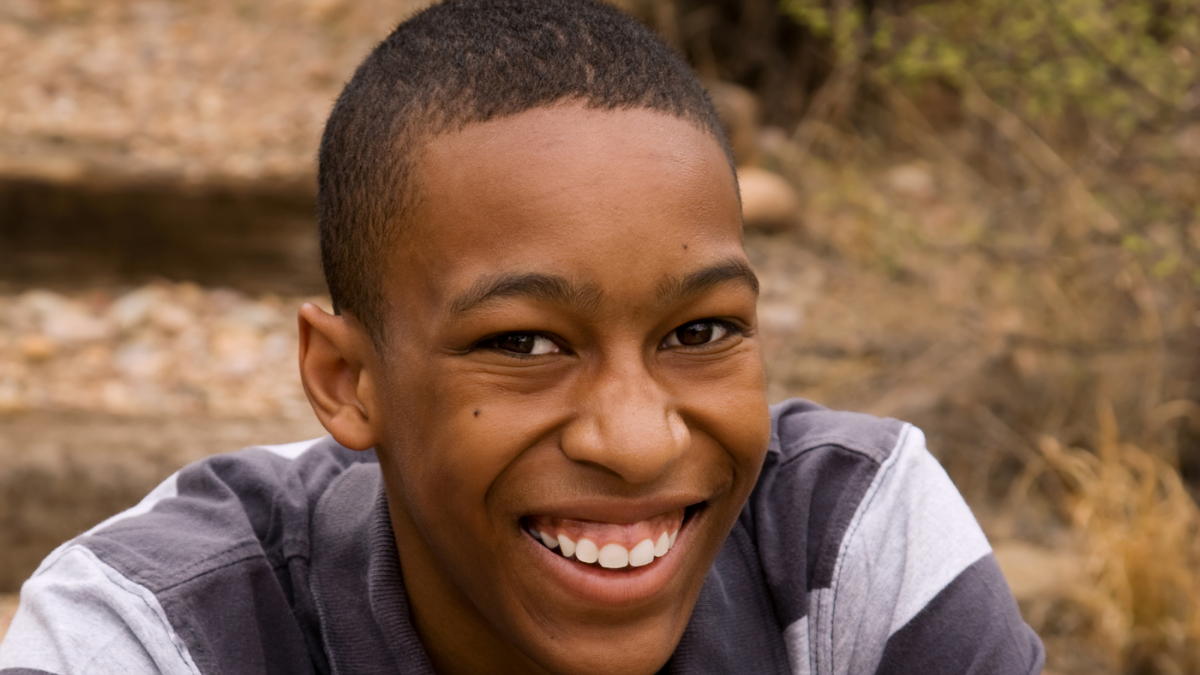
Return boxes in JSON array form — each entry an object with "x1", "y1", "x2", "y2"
[{"x1": 533, "y1": 528, "x2": 680, "y2": 569}]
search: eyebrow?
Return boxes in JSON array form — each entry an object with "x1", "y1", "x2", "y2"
[
  {"x1": 448, "y1": 258, "x2": 759, "y2": 318},
  {"x1": 657, "y1": 258, "x2": 760, "y2": 303},
  {"x1": 449, "y1": 272, "x2": 603, "y2": 317}
]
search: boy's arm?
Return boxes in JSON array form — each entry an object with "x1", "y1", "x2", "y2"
[
  {"x1": 872, "y1": 552, "x2": 1041, "y2": 673},
  {"x1": 0, "y1": 543, "x2": 199, "y2": 675},
  {"x1": 815, "y1": 424, "x2": 1044, "y2": 674},
  {"x1": 763, "y1": 403, "x2": 1043, "y2": 675}
]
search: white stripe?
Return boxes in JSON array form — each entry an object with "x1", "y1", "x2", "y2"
[
  {"x1": 1, "y1": 437, "x2": 328, "y2": 668},
  {"x1": 813, "y1": 424, "x2": 992, "y2": 675},
  {"x1": 783, "y1": 616, "x2": 812, "y2": 675},
  {"x1": 0, "y1": 545, "x2": 201, "y2": 675},
  {"x1": 884, "y1": 431, "x2": 991, "y2": 635}
]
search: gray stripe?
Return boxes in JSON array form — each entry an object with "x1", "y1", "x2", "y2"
[
  {"x1": 664, "y1": 523, "x2": 792, "y2": 673},
  {"x1": 82, "y1": 437, "x2": 363, "y2": 592},
  {"x1": 78, "y1": 437, "x2": 370, "y2": 674},
  {"x1": 754, "y1": 402, "x2": 903, "y2": 630},
  {"x1": 81, "y1": 439, "x2": 322, "y2": 540},
  {"x1": 310, "y1": 464, "x2": 436, "y2": 674},
  {"x1": 769, "y1": 399, "x2": 900, "y2": 465},
  {"x1": 82, "y1": 473, "x2": 180, "y2": 538},
  {"x1": 752, "y1": 444, "x2": 884, "y2": 629},
  {"x1": 811, "y1": 425, "x2": 992, "y2": 675},
  {"x1": 874, "y1": 555, "x2": 1044, "y2": 674},
  {"x1": 0, "y1": 669, "x2": 58, "y2": 674}
]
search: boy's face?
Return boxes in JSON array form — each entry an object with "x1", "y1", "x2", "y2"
[{"x1": 364, "y1": 104, "x2": 769, "y2": 674}]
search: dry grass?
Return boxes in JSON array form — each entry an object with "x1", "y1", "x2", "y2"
[
  {"x1": 745, "y1": 58, "x2": 1199, "y2": 671},
  {"x1": 1013, "y1": 402, "x2": 1200, "y2": 673}
]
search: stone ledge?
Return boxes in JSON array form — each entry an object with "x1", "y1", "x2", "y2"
[{"x1": 0, "y1": 411, "x2": 326, "y2": 592}]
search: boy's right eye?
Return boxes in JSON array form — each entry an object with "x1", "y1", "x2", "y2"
[{"x1": 481, "y1": 333, "x2": 561, "y2": 356}]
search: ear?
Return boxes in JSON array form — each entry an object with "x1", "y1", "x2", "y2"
[{"x1": 298, "y1": 302, "x2": 379, "y2": 451}]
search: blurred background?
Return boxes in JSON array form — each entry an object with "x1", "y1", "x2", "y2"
[{"x1": 0, "y1": 0, "x2": 1198, "y2": 671}]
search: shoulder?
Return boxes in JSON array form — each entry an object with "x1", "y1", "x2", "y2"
[
  {"x1": 747, "y1": 399, "x2": 1043, "y2": 675},
  {"x1": 0, "y1": 543, "x2": 200, "y2": 675},
  {"x1": 0, "y1": 437, "x2": 375, "y2": 675},
  {"x1": 80, "y1": 436, "x2": 371, "y2": 596},
  {"x1": 748, "y1": 399, "x2": 912, "y2": 612}
]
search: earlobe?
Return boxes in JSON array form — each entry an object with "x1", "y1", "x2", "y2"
[{"x1": 297, "y1": 302, "x2": 379, "y2": 451}]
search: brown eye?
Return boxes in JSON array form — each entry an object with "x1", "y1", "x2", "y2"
[
  {"x1": 495, "y1": 334, "x2": 536, "y2": 353},
  {"x1": 485, "y1": 333, "x2": 560, "y2": 356},
  {"x1": 676, "y1": 322, "x2": 714, "y2": 346},
  {"x1": 662, "y1": 320, "x2": 732, "y2": 348}
]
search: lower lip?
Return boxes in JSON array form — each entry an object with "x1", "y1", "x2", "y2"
[{"x1": 522, "y1": 510, "x2": 702, "y2": 606}]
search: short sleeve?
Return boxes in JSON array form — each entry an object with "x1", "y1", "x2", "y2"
[
  {"x1": 0, "y1": 545, "x2": 199, "y2": 675},
  {"x1": 807, "y1": 425, "x2": 1044, "y2": 674}
]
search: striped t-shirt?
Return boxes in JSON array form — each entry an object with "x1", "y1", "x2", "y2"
[{"x1": 0, "y1": 399, "x2": 1043, "y2": 674}]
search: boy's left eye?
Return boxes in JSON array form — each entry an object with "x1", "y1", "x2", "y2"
[{"x1": 661, "y1": 320, "x2": 733, "y2": 348}]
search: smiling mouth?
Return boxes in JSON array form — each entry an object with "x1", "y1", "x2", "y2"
[{"x1": 521, "y1": 505, "x2": 701, "y2": 570}]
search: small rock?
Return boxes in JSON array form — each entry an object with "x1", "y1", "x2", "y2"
[
  {"x1": 150, "y1": 302, "x2": 194, "y2": 334},
  {"x1": 211, "y1": 326, "x2": 262, "y2": 376},
  {"x1": 18, "y1": 334, "x2": 55, "y2": 361},
  {"x1": 101, "y1": 381, "x2": 138, "y2": 414},
  {"x1": 18, "y1": 290, "x2": 108, "y2": 344},
  {"x1": 226, "y1": 302, "x2": 279, "y2": 331},
  {"x1": 109, "y1": 287, "x2": 163, "y2": 332},
  {"x1": 884, "y1": 163, "x2": 935, "y2": 201},
  {"x1": 707, "y1": 81, "x2": 761, "y2": 167},
  {"x1": 42, "y1": 308, "x2": 110, "y2": 344},
  {"x1": 738, "y1": 167, "x2": 799, "y2": 231},
  {"x1": 114, "y1": 340, "x2": 167, "y2": 380},
  {"x1": 0, "y1": 381, "x2": 27, "y2": 413}
]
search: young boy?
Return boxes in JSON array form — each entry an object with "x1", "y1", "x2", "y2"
[{"x1": 0, "y1": 0, "x2": 1043, "y2": 673}]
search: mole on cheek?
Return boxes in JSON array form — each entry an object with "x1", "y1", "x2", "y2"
[
  {"x1": 474, "y1": 409, "x2": 481, "y2": 418},
  {"x1": 682, "y1": 243, "x2": 689, "y2": 250}
]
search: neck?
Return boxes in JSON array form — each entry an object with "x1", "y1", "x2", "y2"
[{"x1": 385, "y1": 497, "x2": 552, "y2": 675}]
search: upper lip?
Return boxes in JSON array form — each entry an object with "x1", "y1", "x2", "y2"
[{"x1": 518, "y1": 493, "x2": 709, "y2": 525}]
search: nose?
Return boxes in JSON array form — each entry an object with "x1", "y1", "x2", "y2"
[{"x1": 560, "y1": 358, "x2": 690, "y2": 484}]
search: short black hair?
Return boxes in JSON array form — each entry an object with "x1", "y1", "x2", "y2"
[{"x1": 317, "y1": 0, "x2": 734, "y2": 346}]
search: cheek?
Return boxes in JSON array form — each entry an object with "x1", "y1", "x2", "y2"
[
  {"x1": 675, "y1": 346, "x2": 771, "y2": 457},
  {"x1": 381, "y1": 374, "x2": 568, "y2": 527}
]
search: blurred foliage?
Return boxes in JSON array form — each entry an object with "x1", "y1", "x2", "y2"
[
  {"x1": 786, "y1": 0, "x2": 1200, "y2": 143},
  {"x1": 767, "y1": 0, "x2": 1200, "y2": 448}
]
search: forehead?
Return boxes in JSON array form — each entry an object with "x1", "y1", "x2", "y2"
[{"x1": 389, "y1": 104, "x2": 744, "y2": 315}]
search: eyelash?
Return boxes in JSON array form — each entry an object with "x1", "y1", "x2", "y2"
[
  {"x1": 661, "y1": 319, "x2": 742, "y2": 349},
  {"x1": 477, "y1": 332, "x2": 563, "y2": 358},
  {"x1": 477, "y1": 319, "x2": 742, "y2": 358}
]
